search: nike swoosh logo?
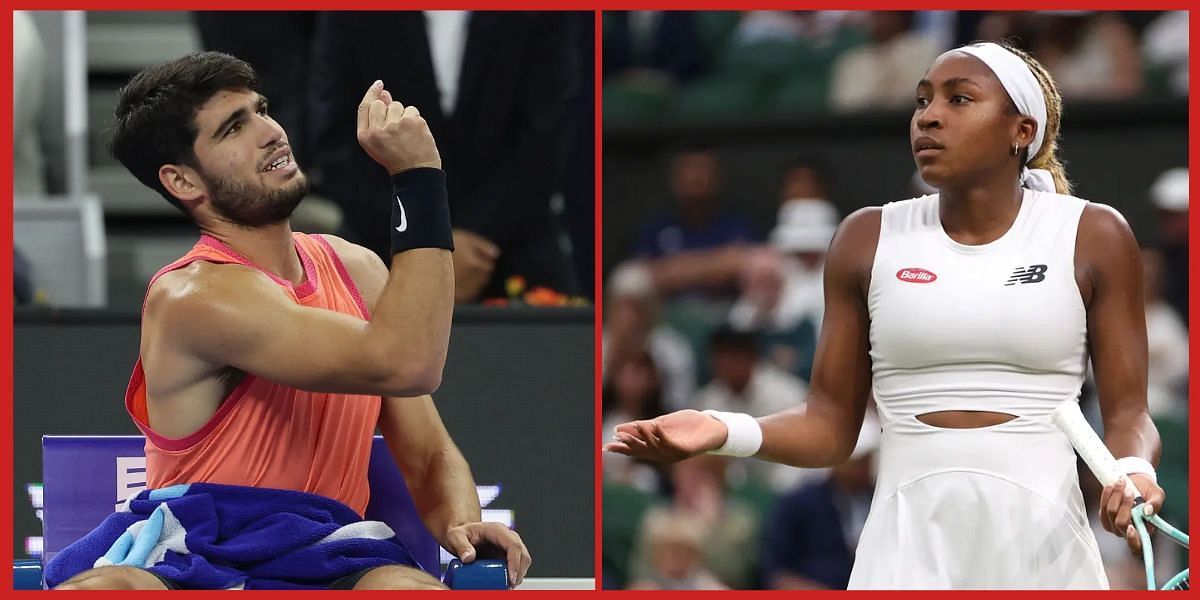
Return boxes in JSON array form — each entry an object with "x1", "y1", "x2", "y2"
[{"x1": 395, "y1": 195, "x2": 408, "y2": 232}]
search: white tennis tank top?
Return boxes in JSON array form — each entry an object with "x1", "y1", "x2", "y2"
[{"x1": 868, "y1": 189, "x2": 1090, "y2": 423}]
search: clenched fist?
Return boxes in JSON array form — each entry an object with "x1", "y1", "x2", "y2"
[{"x1": 356, "y1": 80, "x2": 441, "y2": 174}]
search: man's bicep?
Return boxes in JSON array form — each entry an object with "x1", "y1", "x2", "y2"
[
  {"x1": 167, "y1": 273, "x2": 393, "y2": 395},
  {"x1": 226, "y1": 304, "x2": 384, "y2": 393}
]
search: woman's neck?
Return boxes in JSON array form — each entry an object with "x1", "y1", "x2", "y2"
[{"x1": 937, "y1": 174, "x2": 1025, "y2": 246}]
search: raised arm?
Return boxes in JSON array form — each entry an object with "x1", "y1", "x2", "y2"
[
  {"x1": 146, "y1": 81, "x2": 453, "y2": 398},
  {"x1": 604, "y1": 207, "x2": 879, "y2": 467},
  {"x1": 146, "y1": 255, "x2": 436, "y2": 397}
]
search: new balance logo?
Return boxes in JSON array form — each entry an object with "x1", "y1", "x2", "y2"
[{"x1": 1005, "y1": 264, "x2": 1048, "y2": 286}]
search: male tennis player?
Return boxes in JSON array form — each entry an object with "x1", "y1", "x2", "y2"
[{"x1": 48, "y1": 51, "x2": 530, "y2": 590}]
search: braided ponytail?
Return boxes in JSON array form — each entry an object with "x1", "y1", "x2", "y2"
[{"x1": 1001, "y1": 42, "x2": 1072, "y2": 195}]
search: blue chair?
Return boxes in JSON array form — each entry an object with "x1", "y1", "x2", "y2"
[
  {"x1": 16, "y1": 435, "x2": 505, "y2": 590},
  {"x1": 14, "y1": 559, "x2": 42, "y2": 590}
]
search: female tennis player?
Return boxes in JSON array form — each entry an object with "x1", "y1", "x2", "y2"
[{"x1": 605, "y1": 41, "x2": 1165, "y2": 589}]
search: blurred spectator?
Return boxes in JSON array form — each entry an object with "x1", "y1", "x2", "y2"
[
  {"x1": 775, "y1": 157, "x2": 832, "y2": 209},
  {"x1": 971, "y1": 11, "x2": 1033, "y2": 49},
  {"x1": 761, "y1": 411, "x2": 879, "y2": 590},
  {"x1": 731, "y1": 11, "x2": 851, "y2": 48},
  {"x1": 310, "y1": 12, "x2": 580, "y2": 302},
  {"x1": 627, "y1": 511, "x2": 726, "y2": 590},
  {"x1": 768, "y1": 199, "x2": 837, "y2": 378},
  {"x1": 193, "y1": 12, "x2": 317, "y2": 173},
  {"x1": 954, "y1": 11, "x2": 994, "y2": 47},
  {"x1": 603, "y1": 262, "x2": 697, "y2": 411},
  {"x1": 910, "y1": 11, "x2": 955, "y2": 52},
  {"x1": 693, "y1": 326, "x2": 805, "y2": 417},
  {"x1": 1150, "y1": 167, "x2": 1188, "y2": 326},
  {"x1": 1141, "y1": 248, "x2": 1188, "y2": 419},
  {"x1": 631, "y1": 455, "x2": 760, "y2": 589},
  {"x1": 603, "y1": 11, "x2": 705, "y2": 85},
  {"x1": 729, "y1": 162, "x2": 838, "y2": 381},
  {"x1": 1028, "y1": 12, "x2": 1142, "y2": 101},
  {"x1": 1142, "y1": 11, "x2": 1188, "y2": 97},
  {"x1": 728, "y1": 248, "x2": 789, "y2": 335},
  {"x1": 829, "y1": 11, "x2": 941, "y2": 112},
  {"x1": 637, "y1": 245, "x2": 758, "y2": 299},
  {"x1": 603, "y1": 478, "x2": 658, "y2": 590},
  {"x1": 14, "y1": 10, "x2": 46, "y2": 197},
  {"x1": 602, "y1": 349, "x2": 669, "y2": 492},
  {"x1": 634, "y1": 148, "x2": 755, "y2": 261},
  {"x1": 692, "y1": 326, "x2": 809, "y2": 491}
]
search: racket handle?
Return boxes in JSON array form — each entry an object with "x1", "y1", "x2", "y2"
[{"x1": 1050, "y1": 402, "x2": 1143, "y2": 499}]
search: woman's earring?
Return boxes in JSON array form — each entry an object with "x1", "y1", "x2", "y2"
[{"x1": 1012, "y1": 142, "x2": 1020, "y2": 156}]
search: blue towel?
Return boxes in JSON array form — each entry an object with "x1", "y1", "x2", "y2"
[{"x1": 45, "y1": 483, "x2": 420, "y2": 589}]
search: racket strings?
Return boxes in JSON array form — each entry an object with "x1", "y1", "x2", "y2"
[{"x1": 1165, "y1": 569, "x2": 1189, "y2": 591}]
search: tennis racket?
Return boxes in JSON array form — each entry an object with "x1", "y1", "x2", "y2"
[{"x1": 1051, "y1": 402, "x2": 1189, "y2": 590}]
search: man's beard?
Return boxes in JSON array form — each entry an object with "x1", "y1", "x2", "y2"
[{"x1": 201, "y1": 167, "x2": 309, "y2": 228}]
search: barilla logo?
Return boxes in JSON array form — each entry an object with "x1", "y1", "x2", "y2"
[{"x1": 896, "y1": 268, "x2": 937, "y2": 283}]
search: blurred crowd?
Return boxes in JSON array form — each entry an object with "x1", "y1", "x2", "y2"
[
  {"x1": 604, "y1": 11, "x2": 1188, "y2": 121},
  {"x1": 14, "y1": 11, "x2": 595, "y2": 308},
  {"x1": 600, "y1": 142, "x2": 1190, "y2": 588}
]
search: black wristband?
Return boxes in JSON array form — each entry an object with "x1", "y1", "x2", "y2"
[{"x1": 390, "y1": 167, "x2": 454, "y2": 255}]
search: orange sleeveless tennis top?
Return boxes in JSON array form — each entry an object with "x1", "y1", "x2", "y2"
[{"x1": 125, "y1": 233, "x2": 380, "y2": 516}]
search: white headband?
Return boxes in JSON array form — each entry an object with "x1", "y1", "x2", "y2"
[{"x1": 940, "y1": 43, "x2": 1056, "y2": 192}]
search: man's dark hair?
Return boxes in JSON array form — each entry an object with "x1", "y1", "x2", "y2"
[
  {"x1": 668, "y1": 143, "x2": 716, "y2": 160},
  {"x1": 777, "y1": 155, "x2": 834, "y2": 196},
  {"x1": 109, "y1": 51, "x2": 260, "y2": 214},
  {"x1": 708, "y1": 325, "x2": 759, "y2": 355}
]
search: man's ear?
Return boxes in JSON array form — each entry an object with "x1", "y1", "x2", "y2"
[{"x1": 159, "y1": 163, "x2": 206, "y2": 211}]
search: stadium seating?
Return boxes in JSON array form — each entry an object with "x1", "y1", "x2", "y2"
[{"x1": 604, "y1": 79, "x2": 671, "y2": 123}]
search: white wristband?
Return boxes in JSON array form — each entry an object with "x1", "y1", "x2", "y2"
[
  {"x1": 1116, "y1": 456, "x2": 1157, "y2": 484},
  {"x1": 702, "y1": 410, "x2": 763, "y2": 458}
]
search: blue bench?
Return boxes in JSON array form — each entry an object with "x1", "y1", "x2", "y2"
[{"x1": 17, "y1": 435, "x2": 505, "y2": 589}]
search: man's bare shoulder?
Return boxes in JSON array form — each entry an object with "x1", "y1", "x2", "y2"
[
  {"x1": 317, "y1": 234, "x2": 389, "y2": 290},
  {"x1": 144, "y1": 261, "x2": 285, "y2": 329}
]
